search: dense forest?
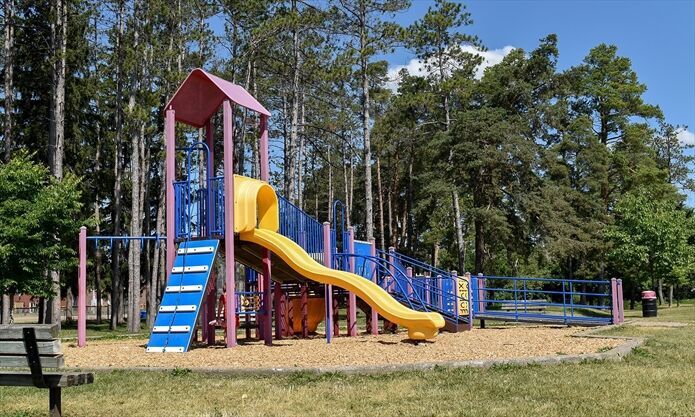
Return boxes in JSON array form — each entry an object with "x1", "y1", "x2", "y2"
[{"x1": 0, "y1": 0, "x2": 693, "y2": 330}]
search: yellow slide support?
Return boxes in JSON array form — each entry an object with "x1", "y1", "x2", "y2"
[{"x1": 233, "y1": 175, "x2": 445, "y2": 340}]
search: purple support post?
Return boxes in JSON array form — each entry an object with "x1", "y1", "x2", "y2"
[
  {"x1": 347, "y1": 227, "x2": 357, "y2": 336},
  {"x1": 222, "y1": 99, "x2": 237, "y2": 347},
  {"x1": 300, "y1": 283, "x2": 308, "y2": 338},
  {"x1": 322, "y1": 222, "x2": 333, "y2": 344},
  {"x1": 77, "y1": 226, "x2": 87, "y2": 347},
  {"x1": 259, "y1": 114, "x2": 273, "y2": 346},
  {"x1": 464, "y1": 272, "x2": 473, "y2": 331},
  {"x1": 617, "y1": 279, "x2": 625, "y2": 323},
  {"x1": 611, "y1": 278, "x2": 619, "y2": 325},
  {"x1": 274, "y1": 282, "x2": 282, "y2": 339},
  {"x1": 477, "y1": 273, "x2": 486, "y2": 329},
  {"x1": 368, "y1": 238, "x2": 378, "y2": 336},
  {"x1": 437, "y1": 275, "x2": 444, "y2": 311},
  {"x1": 406, "y1": 267, "x2": 413, "y2": 299},
  {"x1": 165, "y1": 108, "x2": 176, "y2": 286},
  {"x1": 387, "y1": 247, "x2": 396, "y2": 292},
  {"x1": 203, "y1": 119, "x2": 215, "y2": 346},
  {"x1": 206, "y1": 270, "x2": 216, "y2": 345}
]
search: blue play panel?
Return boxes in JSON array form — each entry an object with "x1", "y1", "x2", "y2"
[{"x1": 146, "y1": 239, "x2": 219, "y2": 352}]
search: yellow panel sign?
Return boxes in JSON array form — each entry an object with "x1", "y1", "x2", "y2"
[{"x1": 456, "y1": 276, "x2": 470, "y2": 316}]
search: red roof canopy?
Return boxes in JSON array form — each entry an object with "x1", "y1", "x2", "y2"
[{"x1": 166, "y1": 68, "x2": 270, "y2": 128}]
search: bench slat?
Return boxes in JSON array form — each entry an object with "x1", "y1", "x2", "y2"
[
  {"x1": 0, "y1": 372, "x2": 93, "y2": 387},
  {"x1": 0, "y1": 340, "x2": 62, "y2": 355},
  {"x1": 0, "y1": 325, "x2": 60, "y2": 340},
  {"x1": 0, "y1": 355, "x2": 64, "y2": 368}
]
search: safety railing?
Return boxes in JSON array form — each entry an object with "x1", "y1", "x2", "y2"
[
  {"x1": 474, "y1": 275, "x2": 614, "y2": 325},
  {"x1": 377, "y1": 249, "x2": 472, "y2": 323},
  {"x1": 278, "y1": 196, "x2": 324, "y2": 262}
]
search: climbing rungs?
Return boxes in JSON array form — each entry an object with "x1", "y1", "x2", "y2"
[
  {"x1": 177, "y1": 246, "x2": 215, "y2": 255},
  {"x1": 165, "y1": 285, "x2": 203, "y2": 293},
  {"x1": 146, "y1": 346, "x2": 185, "y2": 353},
  {"x1": 171, "y1": 265, "x2": 208, "y2": 274},
  {"x1": 158, "y1": 305, "x2": 197, "y2": 313},
  {"x1": 152, "y1": 325, "x2": 191, "y2": 333}
]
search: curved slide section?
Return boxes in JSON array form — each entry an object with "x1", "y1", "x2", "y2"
[{"x1": 240, "y1": 228, "x2": 445, "y2": 340}]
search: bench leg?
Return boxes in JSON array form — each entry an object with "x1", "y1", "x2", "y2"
[{"x1": 50, "y1": 387, "x2": 62, "y2": 417}]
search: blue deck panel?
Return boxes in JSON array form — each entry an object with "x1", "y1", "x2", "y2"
[{"x1": 147, "y1": 239, "x2": 219, "y2": 352}]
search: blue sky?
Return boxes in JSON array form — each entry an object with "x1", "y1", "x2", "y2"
[{"x1": 386, "y1": 0, "x2": 695, "y2": 202}]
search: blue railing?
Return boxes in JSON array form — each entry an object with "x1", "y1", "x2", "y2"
[
  {"x1": 278, "y1": 196, "x2": 324, "y2": 262},
  {"x1": 378, "y1": 249, "x2": 471, "y2": 323},
  {"x1": 474, "y1": 275, "x2": 614, "y2": 324},
  {"x1": 333, "y1": 253, "x2": 429, "y2": 312}
]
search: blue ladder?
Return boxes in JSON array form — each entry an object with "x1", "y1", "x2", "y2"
[{"x1": 146, "y1": 239, "x2": 219, "y2": 352}]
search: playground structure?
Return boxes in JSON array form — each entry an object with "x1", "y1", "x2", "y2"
[{"x1": 74, "y1": 69, "x2": 625, "y2": 352}]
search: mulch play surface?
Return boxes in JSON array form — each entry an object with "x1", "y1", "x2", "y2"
[{"x1": 64, "y1": 325, "x2": 622, "y2": 370}]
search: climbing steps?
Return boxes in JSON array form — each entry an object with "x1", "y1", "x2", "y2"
[{"x1": 146, "y1": 240, "x2": 219, "y2": 352}]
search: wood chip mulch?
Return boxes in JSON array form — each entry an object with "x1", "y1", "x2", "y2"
[{"x1": 63, "y1": 326, "x2": 622, "y2": 371}]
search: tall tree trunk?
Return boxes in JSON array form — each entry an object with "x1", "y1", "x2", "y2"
[
  {"x1": 452, "y1": 191, "x2": 465, "y2": 273},
  {"x1": 359, "y1": 7, "x2": 374, "y2": 241},
  {"x1": 288, "y1": 0, "x2": 300, "y2": 204},
  {"x1": 127, "y1": 4, "x2": 143, "y2": 333},
  {"x1": 327, "y1": 145, "x2": 333, "y2": 221},
  {"x1": 376, "y1": 156, "x2": 385, "y2": 252},
  {"x1": 657, "y1": 278, "x2": 665, "y2": 306},
  {"x1": 110, "y1": 0, "x2": 125, "y2": 330},
  {"x1": 298, "y1": 92, "x2": 306, "y2": 210},
  {"x1": 3, "y1": 0, "x2": 14, "y2": 162},
  {"x1": 47, "y1": 0, "x2": 67, "y2": 328}
]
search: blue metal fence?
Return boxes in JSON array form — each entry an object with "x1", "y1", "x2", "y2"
[
  {"x1": 278, "y1": 196, "x2": 324, "y2": 261},
  {"x1": 474, "y1": 275, "x2": 614, "y2": 325}
]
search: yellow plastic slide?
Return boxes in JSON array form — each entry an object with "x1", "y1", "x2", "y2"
[
  {"x1": 240, "y1": 228, "x2": 445, "y2": 340},
  {"x1": 233, "y1": 174, "x2": 445, "y2": 340}
]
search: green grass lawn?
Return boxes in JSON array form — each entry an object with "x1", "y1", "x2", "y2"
[{"x1": 1, "y1": 302, "x2": 693, "y2": 417}]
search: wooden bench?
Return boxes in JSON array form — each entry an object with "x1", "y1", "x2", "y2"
[{"x1": 0, "y1": 324, "x2": 94, "y2": 417}]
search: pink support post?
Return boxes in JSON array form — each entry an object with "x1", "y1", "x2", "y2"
[
  {"x1": 165, "y1": 109, "x2": 176, "y2": 284},
  {"x1": 274, "y1": 282, "x2": 282, "y2": 339},
  {"x1": 617, "y1": 279, "x2": 625, "y2": 323},
  {"x1": 206, "y1": 270, "x2": 216, "y2": 345},
  {"x1": 77, "y1": 226, "x2": 87, "y2": 347},
  {"x1": 205, "y1": 119, "x2": 216, "y2": 345},
  {"x1": 322, "y1": 222, "x2": 333, "y2": 343},
  {"x1": 347, "y1": 227, "x2": 357, "y2": 336},
  {"x1": 222, "y1": 100, "x2": 237, "y2": 347},
  {"x1": 611, "y1": 278, "x2": 619, "y2": 325},
  {"x1": 368, "y1": 239, "x2": 378, "y2": 335},
  {"x1": 259, "y1": 113, "x2": 273, "y2": 346},
  {"x1": 477, "y1": 273, "x2": 486, "y2": 329},
  {"x1": 300, "y1": 283, "x2": 309, "y2": 338}
]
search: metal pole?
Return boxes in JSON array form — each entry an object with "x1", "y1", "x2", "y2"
[
  {"x1": 322, "y1": 222, "x2": 332, "y2": 343},
  {"x1": 347, "y1": 227, "x2": 357, "y2": 336},
  {"x1": 165, "y1": 108, "x2": 176, "y2": 283},
  {"x1": 611, "y1": 278, "x2": 619, "y2": 324},
  {"x1": 222, "y1": 99, "x2": 237, "y2": 347},
  {"x1": 259, "y1": 113, "x2": 273, "y2": 346},
  {"x1": 368, "y1": 238, "x2": 378, "y2": 335},
  {"x1": 77, "y1": 226, "x2": 87, "y2": 347}
]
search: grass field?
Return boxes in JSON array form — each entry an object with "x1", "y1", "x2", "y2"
[{"x1": 1, "y1": 302, "x2": 693, "y2": 417}]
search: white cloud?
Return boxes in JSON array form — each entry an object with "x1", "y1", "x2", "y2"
[
  {"x1": 676, "y1": 128, "x2": 695, "y2": 146},
  {"x1": 386, "y1": 45, "x2": 516, "y2": 91}
]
